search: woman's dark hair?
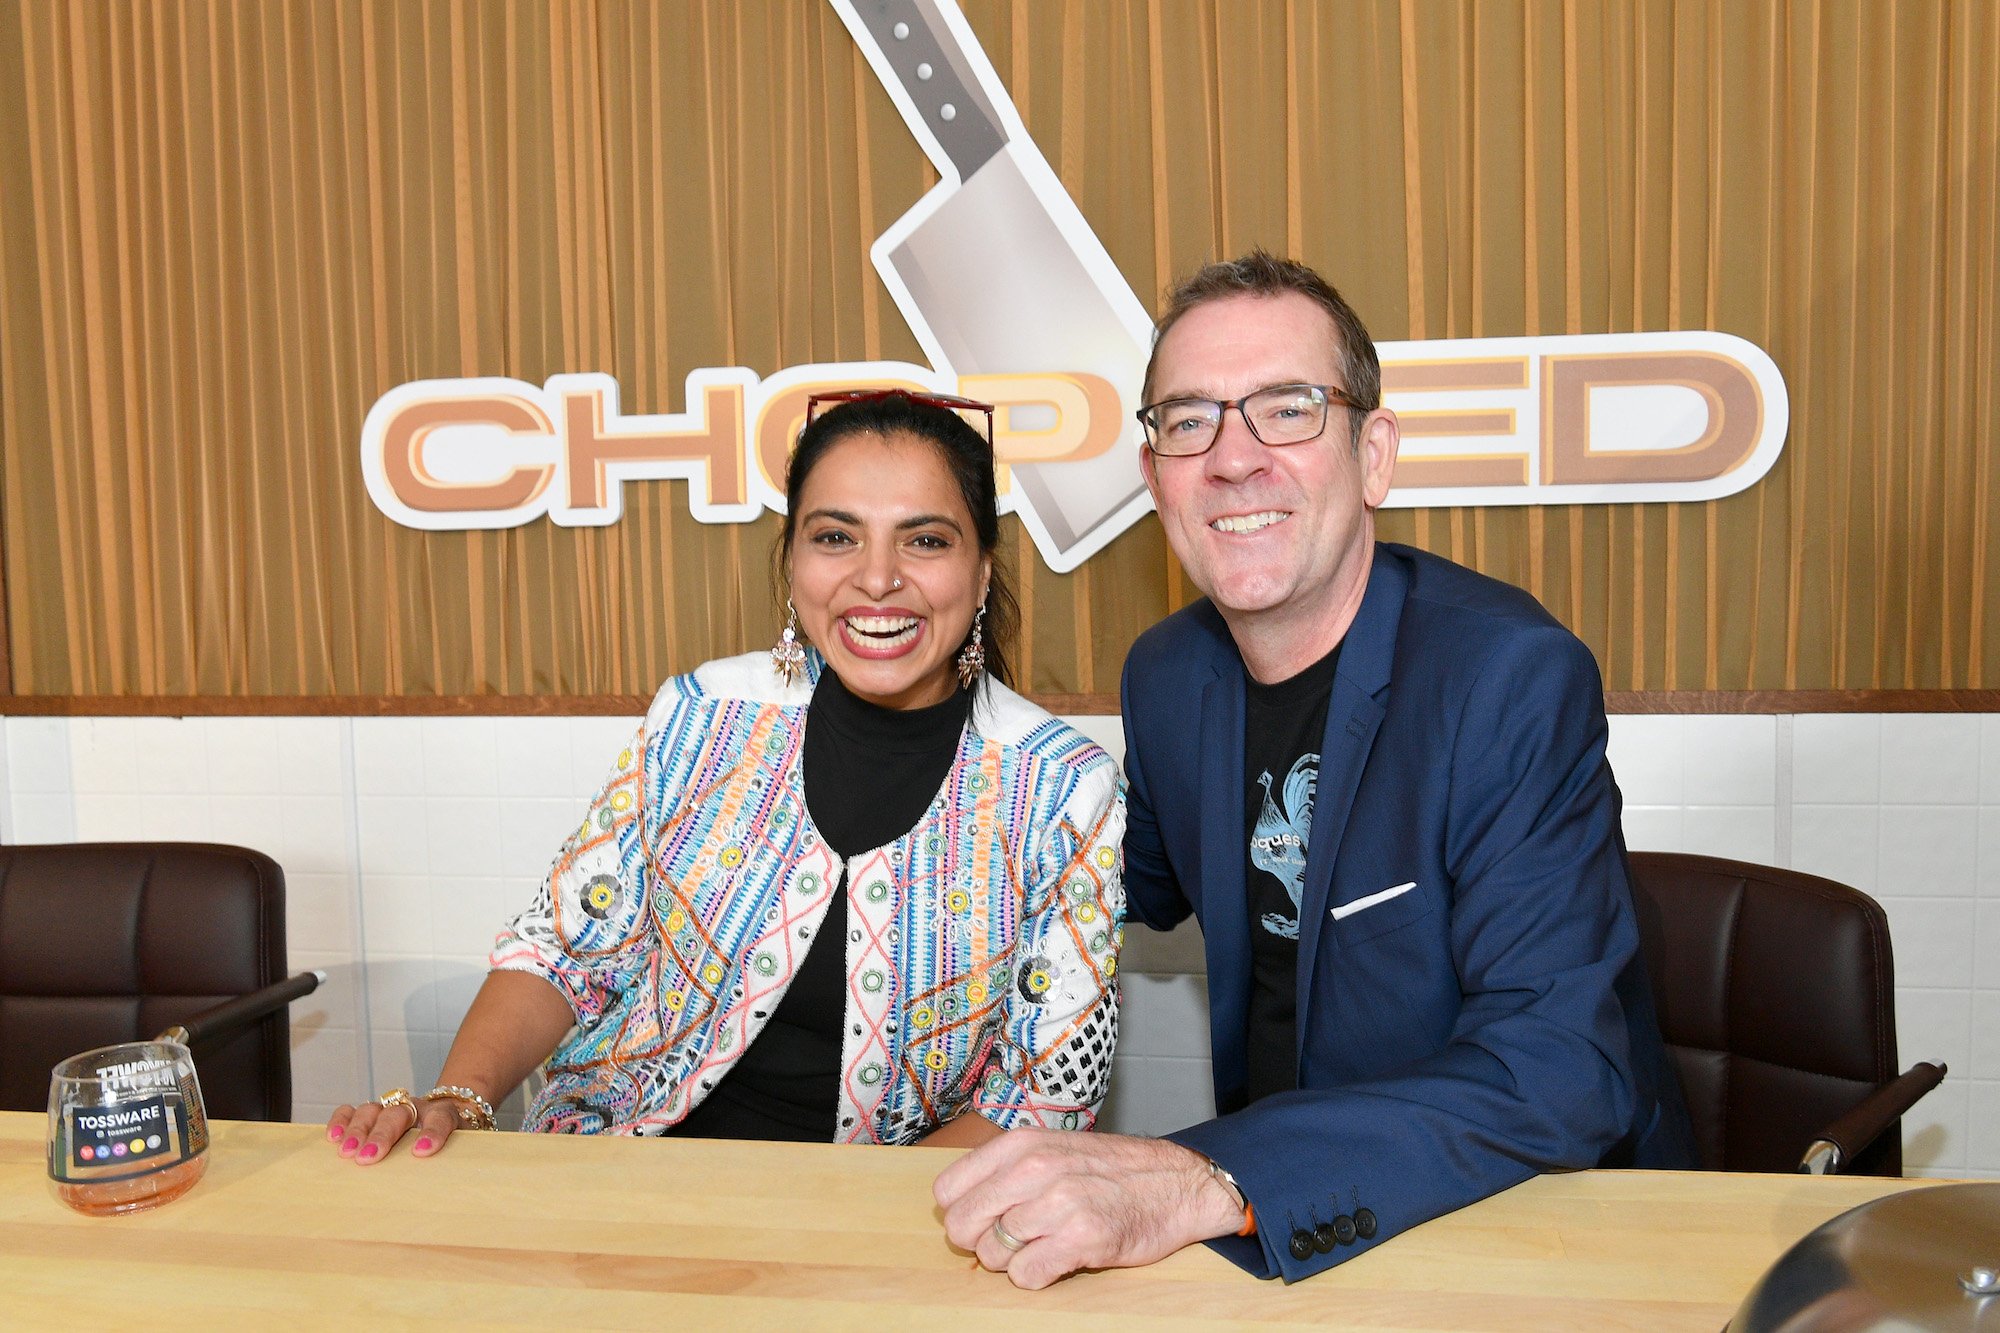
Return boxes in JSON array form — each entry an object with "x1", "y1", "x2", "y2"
[{"x1": 777, "y1": 391, "x2": 1017, "y2": 690}]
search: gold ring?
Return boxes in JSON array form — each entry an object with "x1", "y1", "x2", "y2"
[
  {"x1": 375, "y1": 1087, "x2": 419, "y2": 1121},
  {"x1": 992, "y1": 1217, "x2": 1028, "y2": 1253}
]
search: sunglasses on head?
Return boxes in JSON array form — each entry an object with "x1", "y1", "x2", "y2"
[{"x1": 804, "y1": 388, "x2": 996, "y2": 450}]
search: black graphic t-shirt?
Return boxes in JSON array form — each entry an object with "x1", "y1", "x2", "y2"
[{"x1": 1242, "y1": 642, "x2": 1340, "y2": 1105}]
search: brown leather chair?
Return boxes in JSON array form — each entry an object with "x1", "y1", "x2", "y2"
[
  {"x1": 0, "y1": 842, "x2": 308, "y2": 1121},
  {"x1": 1626, "y1": 851, "x2": 1946, "y2": 1175}
]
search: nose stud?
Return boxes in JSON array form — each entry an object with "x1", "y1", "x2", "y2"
[{"x1": 891, "y1": 576, "x2": 903, "y2": 590}]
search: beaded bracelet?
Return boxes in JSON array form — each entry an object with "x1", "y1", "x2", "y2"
[{"x1": 425, "y1": 1084, "x2": 497, "y2": 1131}]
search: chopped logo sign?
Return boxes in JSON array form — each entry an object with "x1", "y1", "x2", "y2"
[{"x1": 362, "y1": 1, "x2": 1787, "y2": 573}]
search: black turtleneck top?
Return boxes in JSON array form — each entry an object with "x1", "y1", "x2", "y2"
[{"x1": 666, "y1": 668, "x2": 971, "y2": 1141}]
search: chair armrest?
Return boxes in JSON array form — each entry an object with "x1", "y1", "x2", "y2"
[
  {"x1": 1797, "y1": 1061, "x2": 1948, "y2": 1174},
  {"x1": 157, "y1": 971, "x2": 325, "y2": 1053}
]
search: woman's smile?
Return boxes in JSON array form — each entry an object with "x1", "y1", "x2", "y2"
[
  {"x1": 838, "y1": 610, "x2": 927, "y2": 657},
  {"x1": 787, "y1": 430, "x2": 990, "y2": 711}
]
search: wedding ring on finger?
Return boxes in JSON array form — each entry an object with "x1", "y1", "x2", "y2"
[
  {"x1": 374, "y1": 1087, "x2": 419, "y2": 1121},
  {"x1": 992, "y1": 1217, "x2": 1028, "y2": 1253}
]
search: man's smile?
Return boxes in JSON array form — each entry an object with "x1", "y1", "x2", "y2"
[{"x1": 1210, "y1": 510, "x2": 1292, "y2": 535}]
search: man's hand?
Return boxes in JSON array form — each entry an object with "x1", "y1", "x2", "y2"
[{"x1": 933, "y1": 1129, "x2": 1246, "y2": 1289}]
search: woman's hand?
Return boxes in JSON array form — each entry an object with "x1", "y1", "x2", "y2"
[
  {"x1": 322, "y1": 971, "x2": 575, "y2": 1165},
  {"x1": 325, "y1": 1094, "x2": 472, "y2": 1165}
]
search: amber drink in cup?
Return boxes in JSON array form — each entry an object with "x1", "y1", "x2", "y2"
[{"x1": 47, "y1": 1040, "x2": 209, "y2": 1216}]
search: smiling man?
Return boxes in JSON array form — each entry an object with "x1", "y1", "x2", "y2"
[{"x1": 935, "y1": 252, "x2": 1694, "y2": 1286}]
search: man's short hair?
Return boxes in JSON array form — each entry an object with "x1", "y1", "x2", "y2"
[{"x1": 1141, "y1": 251, "x2": 1382, "y2": 425}]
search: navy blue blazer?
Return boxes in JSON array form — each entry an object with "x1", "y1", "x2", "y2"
[{"x1": 1121, "y1": 542, "x2": 1693, "y2": 1281}]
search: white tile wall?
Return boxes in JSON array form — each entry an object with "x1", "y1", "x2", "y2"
[
  {"x1": 1605, "y1": 717, "x2": 1683, "y2": 805},
  {"x1": 1793, "y1": 715, "x2": 1883, "y2": 804},
  {"x1": 1880, "y1": 807, "x2": 1979, "y2": 896},
  {"x1": 1681, "y1": 715, "x2": 1779, "y2": 805},
  {"x1": 1983, "y1": 716, "x2": 2000, "y2": 802},
  {"x1": 4, "y1": 712, "x2": 1996, "y2": 1178}
]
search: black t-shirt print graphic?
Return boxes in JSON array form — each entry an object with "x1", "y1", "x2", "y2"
[{"x1": 1241, "y1": 641, "x2": 1339, "y2": 1105}]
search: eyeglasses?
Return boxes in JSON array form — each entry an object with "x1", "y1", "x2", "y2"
[
  {"x1": 1135, "y1": 382, "x2": 1362, "y2": 457},
  {"x1": 805, "y1": 388, "x2": 996, "y2": 451}
]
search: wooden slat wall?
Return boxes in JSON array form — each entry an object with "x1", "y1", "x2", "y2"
[{"x1": 2, "y1": 0, "x2": 1995, "y2": 709}]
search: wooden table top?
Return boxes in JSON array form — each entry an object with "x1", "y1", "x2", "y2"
[{"x1": 0, "y1": 1110, "x2": 1945, "y2": 1328}]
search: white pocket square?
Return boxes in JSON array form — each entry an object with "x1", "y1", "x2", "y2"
[{"x1": 1330, "y1": 881, "x2": 1416, "y2": 921}]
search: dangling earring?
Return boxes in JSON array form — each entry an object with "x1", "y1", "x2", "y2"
[
  {"x1": 956, "y1": 602, "x2": 987, "y2": 688},
  {"x1": 772, "y1": 597, "x2": 807, "y2": 685}
]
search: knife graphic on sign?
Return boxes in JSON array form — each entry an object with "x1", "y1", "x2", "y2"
[{"x1": 829, "y1": 0, "x2": 1157, "y2": 574}]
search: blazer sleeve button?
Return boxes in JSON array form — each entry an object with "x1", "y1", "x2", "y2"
[
  {"x1": 1311, "y1": 1222, "x2": 1338, "y2": 1253},
  {"x1": 1354, "y1": 1207, "x2": 1378, "y2": 1240},
  {"x1": 1288, "y1": 1229, "x2": 1315, "y2": 1261},
  {"x1": 1332, "y1": 1214, "x2": 1358, "y2": 1245}
]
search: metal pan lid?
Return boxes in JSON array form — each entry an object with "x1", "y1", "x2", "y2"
[{"x1": 1729, "y1": 1182, "x2": 2000, "y2": 1331}]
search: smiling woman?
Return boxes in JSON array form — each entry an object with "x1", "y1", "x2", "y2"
[
  {"x1": 780, "y1": 392, "x2": 1010, "y2": 711},
  {"x1": 790, "y1": 460, "x2": 979, "y2": 706},
  {"x1": 325, "y1": 389, "x2": 1125, "y2": 1161}
]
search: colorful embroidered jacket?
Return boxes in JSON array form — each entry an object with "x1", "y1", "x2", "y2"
[{"x1": 490, "y1": 651, "x2": 1126, "y2": 1143}]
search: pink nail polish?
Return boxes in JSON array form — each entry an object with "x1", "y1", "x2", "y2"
[
  {"x1": 359, "y1": 1143, "x2": 379, "y2": 1160},
  {"x1": 414, "y1": 1137, "x2": 435, "y2": 1153},
  {"x1": 327, "y1": 1125, "x2": 343, "y2": 1140},
  {"x1": 342, "y1": 1137, "x2": 359, "y2": 1153}
]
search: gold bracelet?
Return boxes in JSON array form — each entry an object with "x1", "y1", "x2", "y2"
[{"x1": 425, "y1": 1084, "x2": 497, "y2": 1131}]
